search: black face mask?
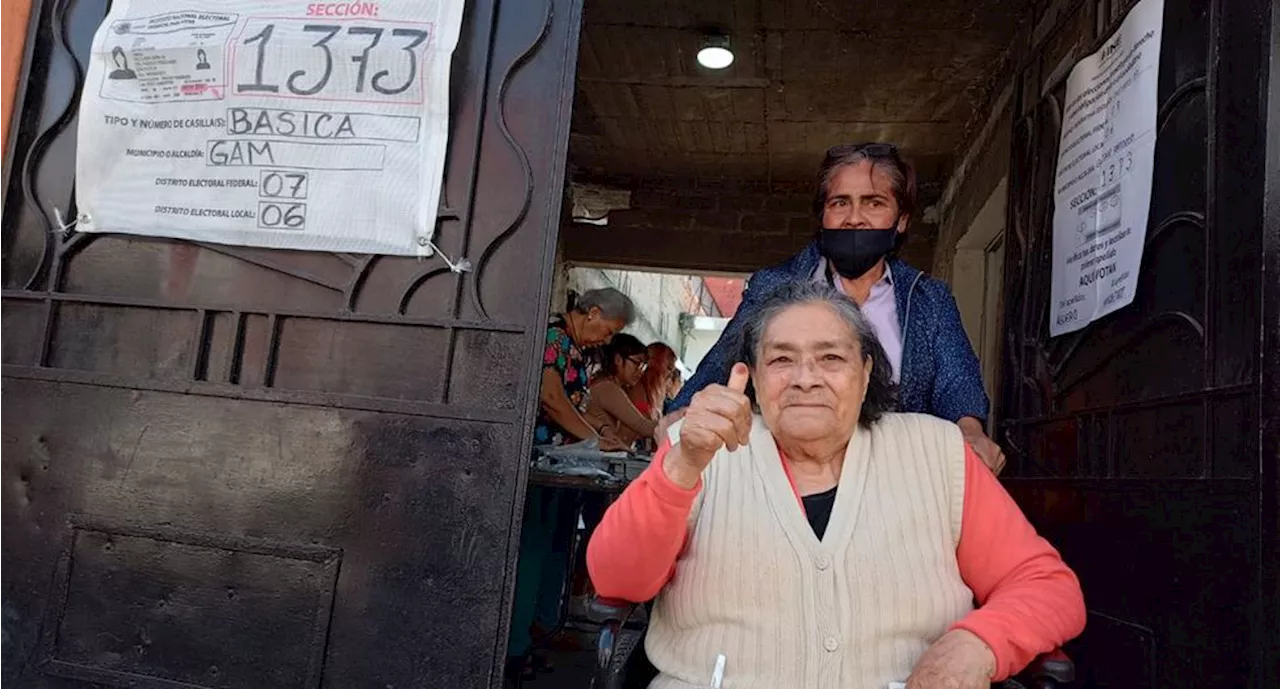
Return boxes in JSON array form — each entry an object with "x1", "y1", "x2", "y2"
[{"x1": 819, "y1": 222, "x2": 900, "y2": 280}]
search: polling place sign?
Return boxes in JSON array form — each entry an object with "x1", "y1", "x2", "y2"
[
  {"x1": 76, "y1": 1, "x2": 463, "y2": 256},
  {"x1": 1049, "y1": 0, "x2": 1163, "y2": 336}
]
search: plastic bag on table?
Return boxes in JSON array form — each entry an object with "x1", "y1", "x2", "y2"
[{"x1": 531, "y1": 438, "x2": 627, "y2": 479}]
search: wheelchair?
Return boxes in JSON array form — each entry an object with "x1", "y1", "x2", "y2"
[{"x1": 590, "y1": 597, "x2": 1075, "y2": 689}]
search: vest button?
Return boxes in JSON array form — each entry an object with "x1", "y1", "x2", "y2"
[
  {"x1": 823, "y1": 636, "x2": 839, "y2": 652},
  {"x1": 815, "y1": 555, "x2": 831, "y2": 570}
]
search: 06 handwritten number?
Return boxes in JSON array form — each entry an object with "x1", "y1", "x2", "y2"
[
  {"x1": 260, "y1": 203, "x2": 306, "y2": 229},
  {"x1": 236, "y1": 23, "x2": 430, "y2": 98}
]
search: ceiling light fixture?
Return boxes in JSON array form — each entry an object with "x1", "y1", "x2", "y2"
[{"x1": 697, "y1": 33, "x2": 734, "y2": 70}]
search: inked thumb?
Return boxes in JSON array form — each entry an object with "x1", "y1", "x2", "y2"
[{"x1": 727, "y1": 363, "x2": 750, "y2": 393}]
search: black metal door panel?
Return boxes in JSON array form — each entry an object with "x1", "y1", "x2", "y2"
[
  {"x1": 1, "y1": 0, "x2": 584, "y2": 687},
  {"x1": 998, "y1": 0, "x2": 1274, "y2": 687}
]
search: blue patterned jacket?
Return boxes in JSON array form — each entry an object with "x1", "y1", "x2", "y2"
[{"x1": 667, "y1": 241, "x2": 990, "y2": 422}]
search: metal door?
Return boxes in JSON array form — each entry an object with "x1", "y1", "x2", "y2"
[
  {"x1": 997, "y1": 0, "x2": 1277, "y2": 687},
  {"x1": 1, "y1": 0, "x2": 583, "y2": 686}
]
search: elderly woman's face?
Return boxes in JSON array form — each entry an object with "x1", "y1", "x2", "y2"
[
  {"x1": 752, "y1": 303, "x2": 871, "y2": 442},
  {"x1": 579, "y1": 308, "x2": 627, "y2": 347}
]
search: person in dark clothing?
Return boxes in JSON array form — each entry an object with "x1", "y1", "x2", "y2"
[{"x1": 666, "y1": 142, "x2": 1004, "y2": 473}]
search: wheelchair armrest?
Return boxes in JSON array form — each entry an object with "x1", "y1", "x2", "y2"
[
  {"x1": 1022, "y1": 649, "x2": 1075, "y2": 685},
  {"x1": 591, "y1": 597, "x2": 636, "y2": 621}
]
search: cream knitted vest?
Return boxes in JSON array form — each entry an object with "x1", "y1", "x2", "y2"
[{"x1": 647, "y1": 412, "x2": 973, "y2": 689}]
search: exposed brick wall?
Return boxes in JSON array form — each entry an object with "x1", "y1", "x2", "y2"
[{"x1": 562, "y1": 176, "x2": 938, "y2": 276}]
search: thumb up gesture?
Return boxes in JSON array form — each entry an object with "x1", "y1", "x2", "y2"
[{"x1": 664, "y1": 363, "x2": 753, "y2": 488}]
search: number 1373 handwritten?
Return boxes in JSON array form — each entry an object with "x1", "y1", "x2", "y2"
[{"x1": 237, "y1": 23, "x2": 430, "y2": 98}]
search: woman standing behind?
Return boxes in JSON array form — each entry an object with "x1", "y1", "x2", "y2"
[
  {"x1": 586, "y1": 334, "x2": 658, "y2": 449},
  {"x1": 667, "y1": 143, "x2": 1005, "y2": 473}
]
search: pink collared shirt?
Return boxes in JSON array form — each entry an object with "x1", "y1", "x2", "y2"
[{"x1": 813, "y1": 258, "x2": 903, "y2": 383}]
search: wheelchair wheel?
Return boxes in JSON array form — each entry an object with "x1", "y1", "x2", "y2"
[{"x1": 595, "y1": 629, "x2": 641, "y2": 689}]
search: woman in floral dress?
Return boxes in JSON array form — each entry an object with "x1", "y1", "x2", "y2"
[{"x1": 509, "y1": 288, "x2": 635, "y2": 680}]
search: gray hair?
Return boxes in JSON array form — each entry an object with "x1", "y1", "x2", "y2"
[
  {"x1": 573, "y1": 287, "x2": 636, "y2": 325},
  {"x1": 811, "y1": 143, "x2": 918, "y2": 220},
  {"x1": 738, "y1": 281, "x2": 898, "y2": 427}
]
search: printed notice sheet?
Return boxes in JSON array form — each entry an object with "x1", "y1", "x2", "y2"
[
  {"x1": 76, "y1": 1, "x2": 463, "y2": 256},
  {"x1": 1049, "y1": 0, "x2": 1163, "y2": 336}
]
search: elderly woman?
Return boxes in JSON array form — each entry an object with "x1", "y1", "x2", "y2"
[
  {"x1": 587, "y1": 282, "x2": 1085, "y2": 689},
  {"x1": 535, "y1": 288, "x2": 636, "y2": 448},
  {"x1": 510, "y1": 287, "x2": 636, "y2": 680}
]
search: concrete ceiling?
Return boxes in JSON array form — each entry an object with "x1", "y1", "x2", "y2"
[{"x1": 569, "y1": 0, "x2": 1031, "y2": 189}]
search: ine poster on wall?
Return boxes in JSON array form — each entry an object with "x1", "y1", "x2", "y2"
[
  {"x1": 1049, "y1": 0, "x2": 1164, "y2": 337},
  {"x1": 76, "y1": 1, "x2": 464, "y2": 256}
]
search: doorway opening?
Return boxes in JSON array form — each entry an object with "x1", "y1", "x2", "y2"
[
  {"x1": 513, "y1": 2, "x2": 1035, "y2": 687},
  {"x1": 556, "y1": 264, "x2": 745, "y2": 379}
]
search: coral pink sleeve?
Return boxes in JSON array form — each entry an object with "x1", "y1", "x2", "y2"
[
  {"x1": 586, "y1": 440, "x2": 698, "y2": 602},
  {"x1": 951, "y1": 445, "x2": 1088, "y2": 680}
]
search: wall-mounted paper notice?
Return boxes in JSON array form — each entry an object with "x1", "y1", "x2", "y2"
[
  {"x1": 76, "y1": 0, "x2": 464, "y2": 256},
  {"x1": 1049, "y1": 0, "x2": 1164, "y2": 336}
]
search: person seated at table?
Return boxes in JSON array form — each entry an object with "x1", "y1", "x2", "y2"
[
  {"x1": 536, "y1": 288, "x2": 635, "y2": 449},
  {"x1": 587, "y1": 334, "x2": 659, "y2": 449},
  {"x1": 628, "y1": 342, "x2": 680, "y2": 420},
  {"x1": 587, "y1": 281, "x2": 1085, "y2": 689},
  {"x1": 508, "y1": 287, "x2": 636, "y2": 681}
]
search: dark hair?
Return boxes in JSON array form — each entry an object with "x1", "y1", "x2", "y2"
[
  {"x1": 811, "y1": 142, "x2": 918, "y2": 222},
  {"x1": 738, "y1": 281, "x2": 898, "y2": 427},
  {"x1": 599, "y1": 333, "x2": 647, "y2": 377}
]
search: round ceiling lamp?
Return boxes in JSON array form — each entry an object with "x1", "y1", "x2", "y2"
[{"x1": 697, "y1": 34, "x2": 734, "y2": 70}]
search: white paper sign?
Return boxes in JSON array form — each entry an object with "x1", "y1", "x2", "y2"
[
  {"x1": 76, "y1": 0, "x2": 464, "y2": 256},
  {"x1": 1049, "y1": 0, "x2": 1163, "y2": 336}
]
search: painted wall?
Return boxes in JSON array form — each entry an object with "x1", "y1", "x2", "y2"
[
  {"x1": 564, "y1": 266, "x2": 715, "y2": 356},
  {"x1": 679, "y1": 315, "x2": 729, "y2": 374}
]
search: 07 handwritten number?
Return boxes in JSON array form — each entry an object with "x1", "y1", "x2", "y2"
[{"x1": 237, "y1": 23, "x2": 431, "y2": 97}]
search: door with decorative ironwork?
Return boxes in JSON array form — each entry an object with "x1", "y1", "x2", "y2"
[
  {"x1": 1, "y1": 0, "x2": 582, "y2": 687},
  {"x1": 998, "y1": 0, "x2": 1276, "y2": 687}
]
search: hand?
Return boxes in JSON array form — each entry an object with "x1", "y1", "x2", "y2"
[
  {"x1": 967, "y1": 433, "x2": 1006, "y2": 475},
  {"x1": 906, "y1": 629, "x2": 996, "y2": 689},
  {"x1": 957, "y1": 419, "x2": 1006, "y2": 475},
  {"x1": 664, "y1": 364, "x2": 752, "y2": 488},
  {"x1": 654, "y1": 409, "x2": 686, "y2": 446},
  {"x1": 598, "y1": 428, "x2": 630, "y2": 452}
]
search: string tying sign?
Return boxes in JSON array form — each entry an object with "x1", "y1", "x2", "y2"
[{"x1": 76, "y1": 0, "x2": 465, "y2": 256}]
